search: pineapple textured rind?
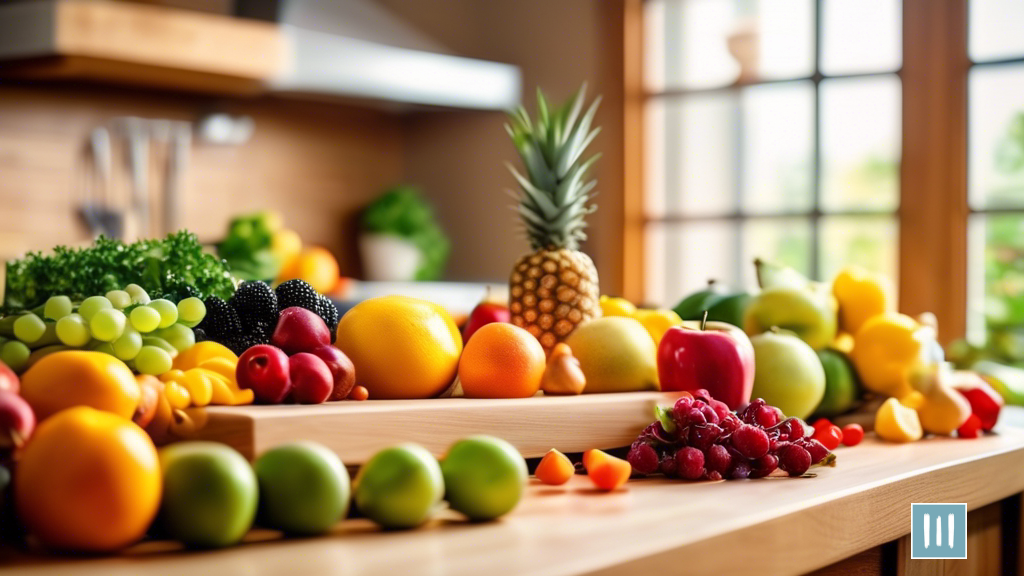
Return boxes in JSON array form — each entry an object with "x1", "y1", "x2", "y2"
[{"x1": 509, "y1": 249, "x2": 601, "y2": 355}]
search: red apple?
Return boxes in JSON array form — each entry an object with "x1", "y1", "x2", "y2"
[
  {"x1": 0, "y1": 361, "x2": 18, "y2": 394},
  {"x1": 272, "y1": 307, "x2": 331, "y2": 355},
  {"x1": 657, "y1": 320, "x2": 755, "y2": 410},
  {"x1": 310, "y1": 345, "x2": 357, "y2": 401},
  {"x1": 289, "y1": 353, "x2": 333, "y2": 404},
  {"x1": 0, "y1": 390, "x2": 34, "y2": 451},
  {"x1": 952, "y1": 370, "x2": 1003, "y2": 431},
  {"x1": 237, "y1": 344, "x2": 292, "y2": 404},
  {"x1": 462, "y1": 290, "x2": 510, "y2": 343}
]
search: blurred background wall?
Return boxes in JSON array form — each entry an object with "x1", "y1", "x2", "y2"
[{"x1": 0, "y1": 0, "x2": 628, "y2": 294}]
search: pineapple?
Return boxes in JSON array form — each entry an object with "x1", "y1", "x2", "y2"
[{"x1": 505, "y1": 85, "x2": 602, "y2": 354}]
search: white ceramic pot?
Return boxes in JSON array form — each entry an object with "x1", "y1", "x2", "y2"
[{"x1": 359, "y1": 233, "x2": 422, "y2": 282}]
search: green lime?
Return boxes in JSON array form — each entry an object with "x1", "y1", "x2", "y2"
[
  {"x1": 354, "y1": 443, "x2": 443, "y2": 529},
  {"x1": 440, "y1": 435, "x2": 527, "y2": 521},
  {"x1": 255, "y1": 442, "x2": 350, "y2": 535},
  {"x1": 815, "y1": 349, "x2": 861, "y2": 417},
  {"x1": 158, "y1": 442, "x2": 258, "y2": 548}
]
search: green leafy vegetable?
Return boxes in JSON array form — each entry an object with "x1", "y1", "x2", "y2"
[
  {"x1": 216, "y1": 211, "x2": 281, "y2": 281},
  {"x1": 361, "y1": 186, "x2": 450, "y2": 281},
  {"x1": 3, "y1": 231, "x2": 236, "y2": 311}
]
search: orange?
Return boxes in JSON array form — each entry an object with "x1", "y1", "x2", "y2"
[
  {"x1": 583, "y1": 449, "x2": 631, "y2": 491},
  {"x1": 535, "y1": 449, "x2": 574, "y2": 485},
  {"x1": 270, "y1": 228, "x2": 303, "y2": 273},
  {"x1": 16, "y1": 406, "x2": 161, "y2": 552},
  {"x1": 277, "y1": 246, "x2": 340, "y2": 294},
  {"x1": 459, "y1": 323, "x2": 545, "y2": 399},
  {"x1": 336, "y1": 295, "x2": 462, "y2": 399},
  {"x1": 20, "y1": 351, "x2": 140, "y2": 421}
]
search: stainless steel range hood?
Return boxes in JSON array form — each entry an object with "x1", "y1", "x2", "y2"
[{"x1": 246, "y1": 0, "x2": 522, "y2": 110}]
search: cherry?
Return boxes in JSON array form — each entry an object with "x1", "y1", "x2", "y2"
[{"x1": 840, "y1": 423, "x2": 865, "y2": 447}]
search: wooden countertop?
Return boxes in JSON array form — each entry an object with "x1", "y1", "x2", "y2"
[{"x1": 6, "y1": 416, "x2": 1024, "y2": 576}]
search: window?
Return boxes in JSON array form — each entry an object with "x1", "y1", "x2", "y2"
[
  {"x1": 966, "y1": 0, "x2": 1024, "y2": 358},
  {"x1": 643, "y1": 0, "x2": 902, "y2": 308}
]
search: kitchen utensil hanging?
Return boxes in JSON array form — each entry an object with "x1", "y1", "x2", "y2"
[{"x1": 79, "y1": 118, "x2": 193, "y2": 241}]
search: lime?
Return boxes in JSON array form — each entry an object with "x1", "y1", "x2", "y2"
[
  {"x1": 441, "y1": 435, "x2": 527, "y2": 521},
  {"x1": 354, "y1": 443, "x2": 443, "y2": 529},
  {"x1": 158, "y1": 442, "x2": 258, "y2": 548},
  {"x1": 255, "y1": 442, "x2": 350, "y2": 535}
]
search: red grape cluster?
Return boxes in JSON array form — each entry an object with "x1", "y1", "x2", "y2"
[{"x1": 627, "y1": 390, "x2": 836, "y2": 481}]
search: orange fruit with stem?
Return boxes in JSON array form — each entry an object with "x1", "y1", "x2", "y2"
[
  {"x1": 459, "y1": 323, "x2": 546, "y2": 399},
  {"x1": 535, "y1": 449, "x2": 574, "y2": 485}
]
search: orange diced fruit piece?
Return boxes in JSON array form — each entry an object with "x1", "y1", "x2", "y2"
[
  {"x1": 584, "y1": 449, "x2": 632, "y2": 491},
  {"x1": 535, "y1": 449, "x2": 574, "y2": 485}
]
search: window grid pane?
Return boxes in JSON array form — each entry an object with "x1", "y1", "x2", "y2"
[
  {"x1": 967, "y1": 213, "x2": 1024, "y2": 359},
  {"x1": 643, "y1": 0, "x2": 904, "y2": 304},
  {"x1": 819, "y1": 75, "x2": 902, "y2": 212},
  {"x1": 969, "y1": 0, "x2": 1024, "y2": 64},
  {"x1": 968, "y1": 63, "x2": 1024, "y2": 210}
]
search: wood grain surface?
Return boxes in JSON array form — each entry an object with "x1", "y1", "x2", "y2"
[
  {"x1": 189, "y1": 392, "x2": 688, "y2": 461},
  {"x1": 6, "y1": 415, "x2": 1024, "y2": 576},
  {"x1": 0, "y1": 0, "x2": 285, "y2": 94}
]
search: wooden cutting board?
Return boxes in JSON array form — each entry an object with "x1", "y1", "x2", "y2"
[{"x1": 187, "y1": 392, "x2": 685, "y2": 462}]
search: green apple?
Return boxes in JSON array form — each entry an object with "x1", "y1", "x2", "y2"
[
  {"x1": 354, "y1": 443, "x2": 444, "y2": 529},
  {"x1": 814, "y1": 349, "x2": 861, "y2": 417},
  {"x1": 254, "y1": 441, "x2": 350, "y2": 535},
  {"x1": 706, "y1": 292, "x2": 751, "y2": 327},
  {"x1": 441, "y1": 436, "x2": 527, "y2": 521},
  {"x1": 743, "y1": 285, "x2": 838, "y2": 350},
  {"x1": 158, "y1": 442, "x2": 258, "y2": 548},
  {"x1": 672, "y1": 280, "x2": 729, "y2": 320},
  {"x1": 750, "y1": 330, "x2": 826, "y2": 419}
]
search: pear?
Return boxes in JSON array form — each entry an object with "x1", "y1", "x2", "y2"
[
  {"x1": 744, "y1": 259, "x2": 838, "y2": 351},
  {"x1": 541, "y1": 343, "x2": 586, "y2": 395},
  {"x1": 910, "y1": 363, "x2": 971, "y2": 436}
]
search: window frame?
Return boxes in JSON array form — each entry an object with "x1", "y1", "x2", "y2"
[{"x1": 625, "y1": 0, "x2": 974, "y2": 343}]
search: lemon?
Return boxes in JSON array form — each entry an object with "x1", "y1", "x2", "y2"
[
  {"x1": 336, "y1": 296, "x2": 462, "y2": 399},
  {"x1": 875, "y1": 397, "x2": 923, "y2": 443}
]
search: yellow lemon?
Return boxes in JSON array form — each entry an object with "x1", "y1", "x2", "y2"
[{"x1": 336, "y1": 296, "x2": 462, "y2": 399}]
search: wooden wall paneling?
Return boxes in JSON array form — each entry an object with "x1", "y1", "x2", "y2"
[
  {"x1": 384, "y1": 0, "x2": 628, "y2": 291},
  {"x1": 945, "y1": 501, "x2": 1002, "y2": 576},
  {"x1": 897, "y1": 535, "x2": 943, "y2": 576},
  {"x1": 893, "y1": 501, "x2": 1005, "y2": 576},
  {"x1": 0, "y1": 83, "x2": 404, "y2": 274},
  {"x1": 899, "y1": 0, "x2": 970, "y2": 343}
]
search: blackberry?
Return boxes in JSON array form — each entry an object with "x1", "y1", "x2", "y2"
[
  {"x1": 193, "y1": 327, "x2": 208, "y2": 343},
  {"x1": 275, "y1": 279, "x2": 319, "y2": 314},
  {"x1": 197, "y1": 296, "x2": 242, "y2": 340},
  {"x1": 317, "y1": 294, "x2": 339, "y2": 343},
  {"x1": 224, "y1": 332, "x2": 262, "y2": 356},
  {"x1": 247, "y1": 322, "x2": 273, "y2": 346},
  {"x1": 230, "y1": 281, "x2": 278, "y2": 333}
]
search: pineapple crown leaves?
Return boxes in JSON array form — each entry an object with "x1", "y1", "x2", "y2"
[{"x1": 505, "y1": 83, "x2": 601, "y2": 251}]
